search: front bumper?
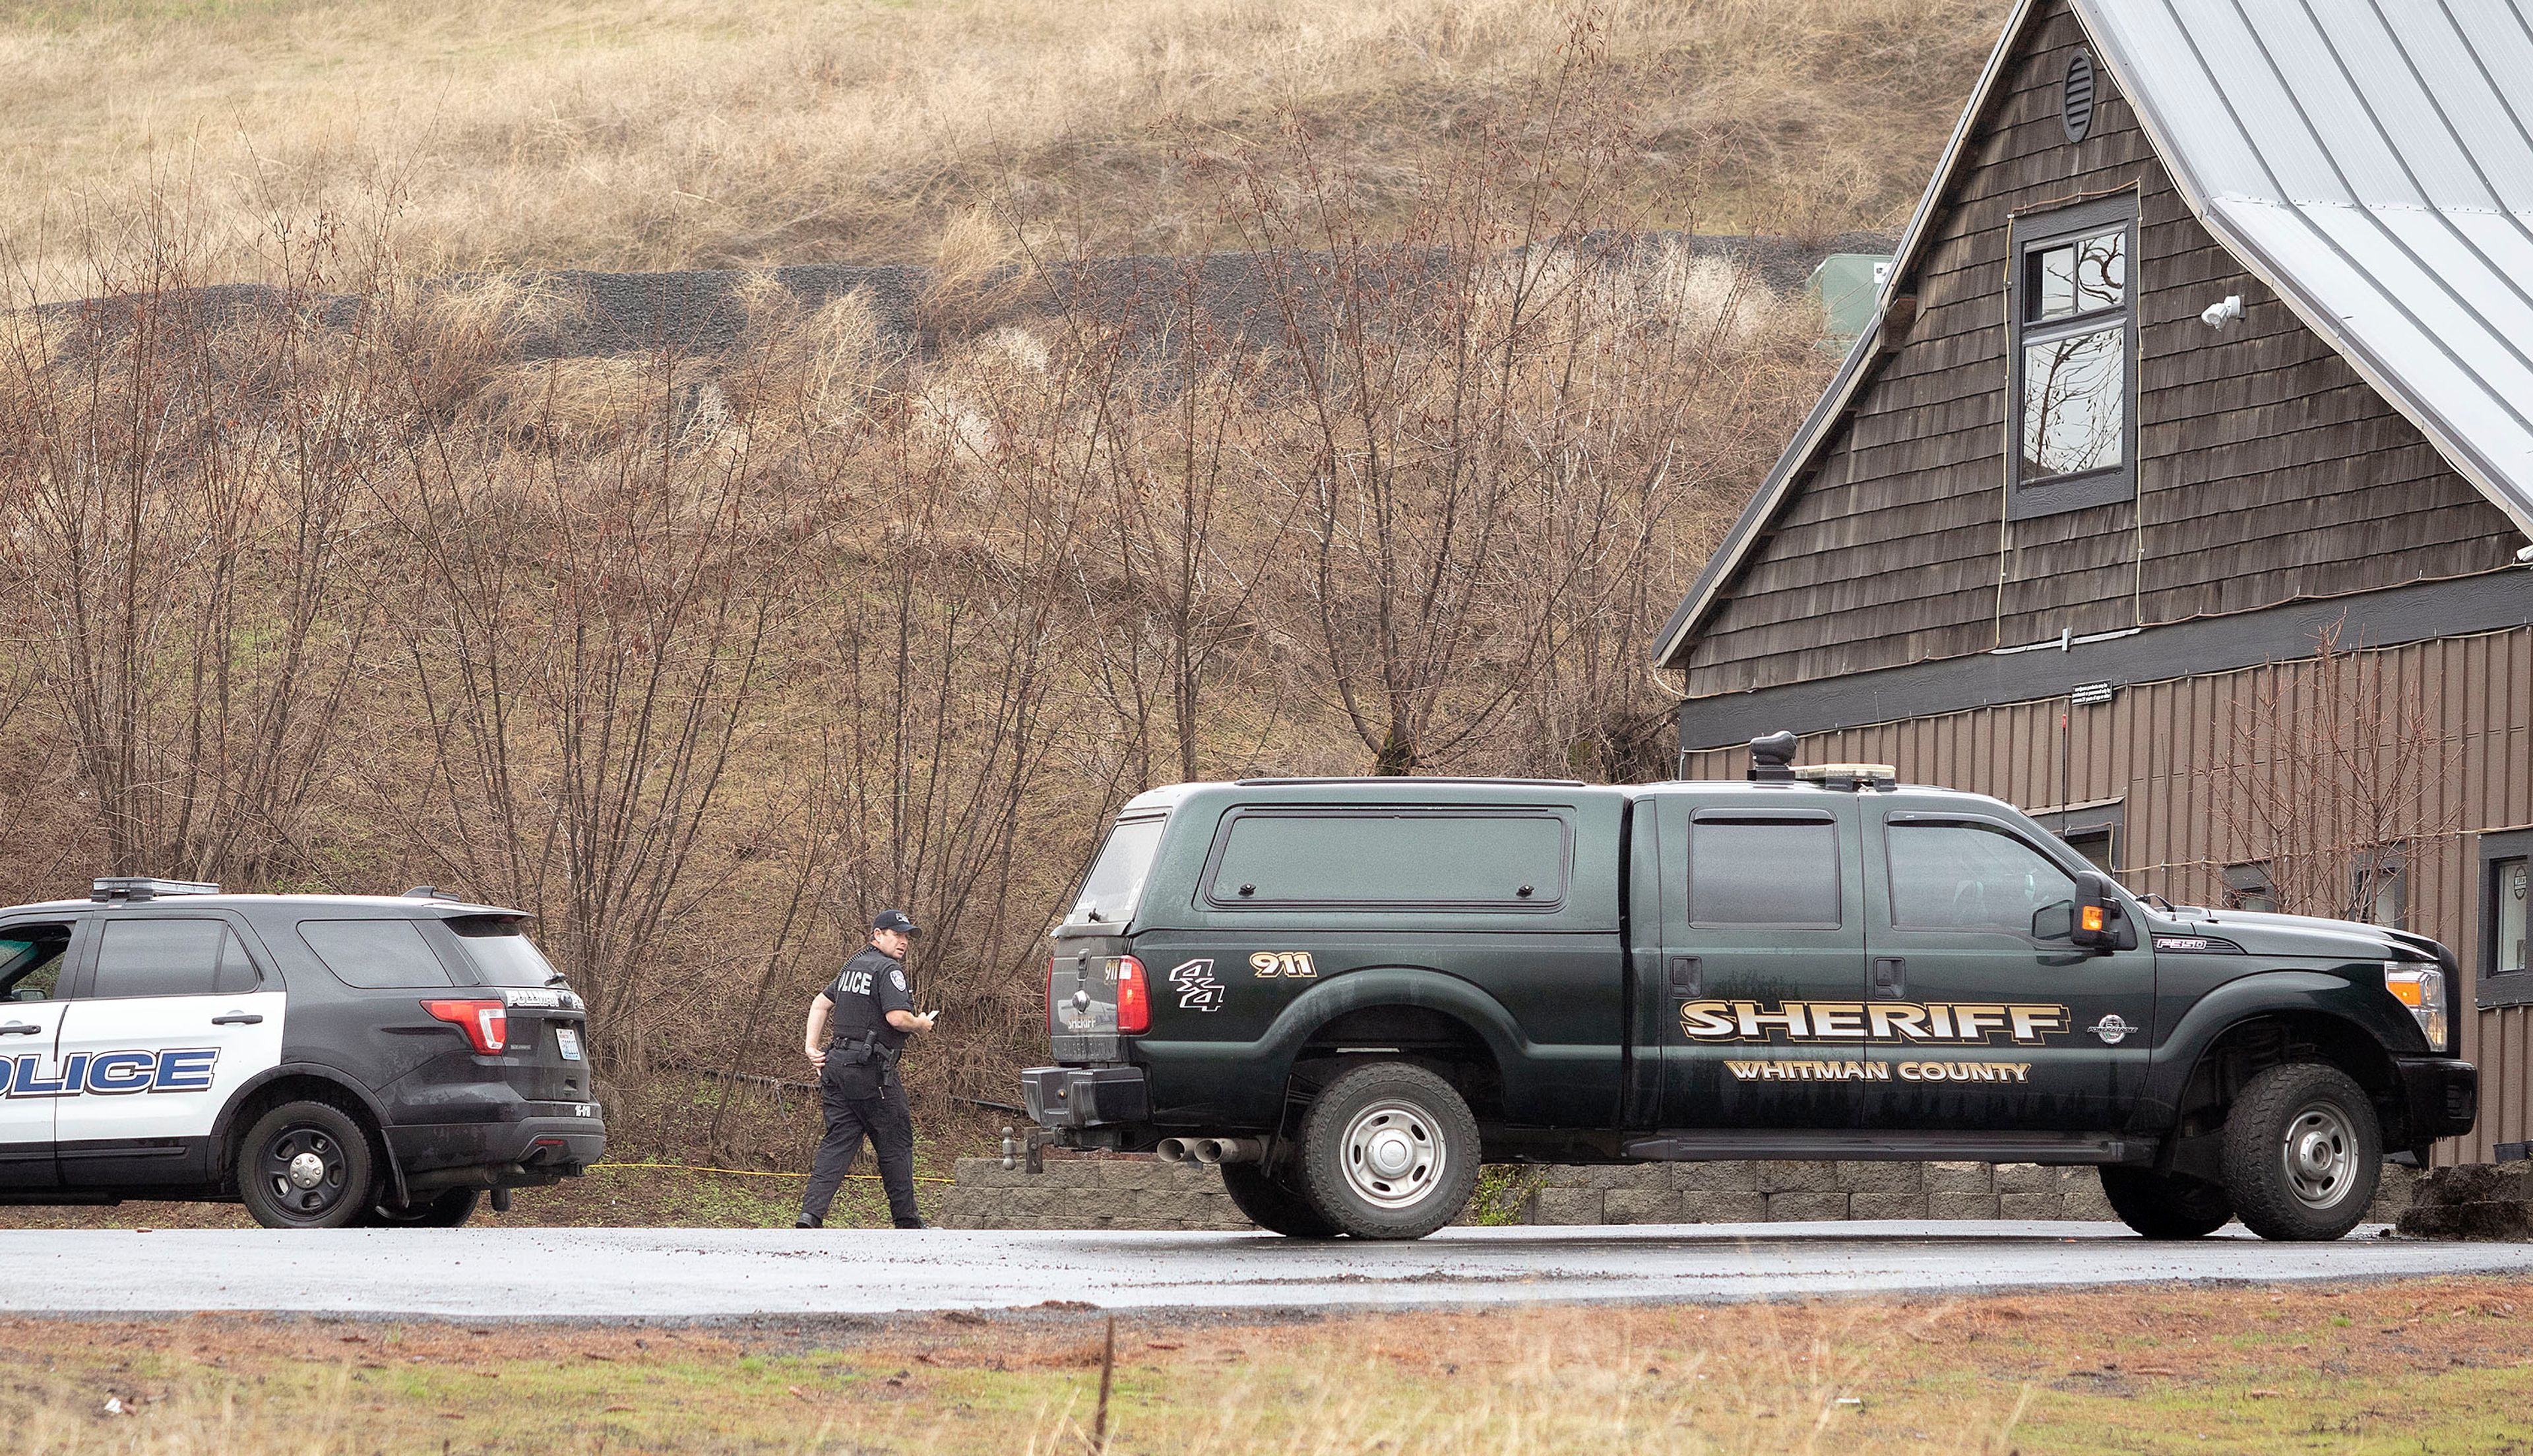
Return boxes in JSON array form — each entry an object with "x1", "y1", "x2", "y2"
[
  {"x1": 1022, "y1": 1065, "x2": 1150, "y2": 1129},
  {"x1": 2394, "y1": 1056, "x2": 2477, "y2": 1142},
  {"x1": 387, "y1": 1112, "x2": 608, "y2": 1191}
]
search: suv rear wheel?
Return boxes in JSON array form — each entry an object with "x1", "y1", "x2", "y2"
[
  {"x1": 1218, "y1": 1161, "x2": 1338, "y2": 1238},
  {"x1": 237, "y1": 1100, "x2": 376, "y2": 1230},
  {"x1": 2099, "y1": 1167, "x2": 2234, "y2": 1239},
  {"x1": 2223, "y1": 1062, "x2": 2381, "y2": 1241},
  {"x1": 1292, "y1": 1062, "x2": 1480, "y2": 1239}
]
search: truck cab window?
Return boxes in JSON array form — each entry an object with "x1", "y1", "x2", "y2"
[
  {"x1": 1689, "y1": 820, "x2": 1840, "y2": 928},
  {"x1": 1888, "y1": 822, "x2": 2076, "y2": 935}
]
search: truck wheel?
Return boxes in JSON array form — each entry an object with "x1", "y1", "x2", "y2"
[
  {"x1": 1292, "y1": 1062, "x2": 1481, "y2": 1240},
  {"x1": 354, "y1": 1188, "x2": 481, "y2": 1228},
  {"x1": 237, "y1": 1100, "x2": 376, "y2": 1230},
  {"x1": 2099, "y1": 1167, "x2": 2234, "y2": 1239},
  {"x1": 1218, "y1": 1161, "x2": 1338, "y2": 1238},
  {"x1": 2222, "y1": 1063, "x2": 2382, "y2": 1242}
]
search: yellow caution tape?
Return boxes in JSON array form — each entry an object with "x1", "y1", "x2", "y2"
[{"x1": 586, "y1": 1160, "x2": 956, "y2": 1184}]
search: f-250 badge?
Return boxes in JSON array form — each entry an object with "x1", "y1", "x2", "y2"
[
  {"x1": 2090, "y1": 1014, "x2": 2135, "y2": 1045},
  {"x1": 1168, "y1": 959, "x2": 1226, "y2": 1012},
  {"x1": 1250, "y1": 950, "x2": 1317, "y2": 979}
]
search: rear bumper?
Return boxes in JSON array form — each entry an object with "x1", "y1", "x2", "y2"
[
  {"x1": 1022, "y1": 1065, "x2": 1150, "y2": 1129},
  {"x1": 2394, "y1": 1056, "x2": 2477, "y2": 1143},
  {"x1": 387, "y1": 1112, "x2": 608, "y2": 1190}
]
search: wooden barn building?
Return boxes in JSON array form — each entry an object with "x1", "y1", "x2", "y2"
[{"x1": 1652, "y1": 0, "x2": 2533, "y2": 1163}]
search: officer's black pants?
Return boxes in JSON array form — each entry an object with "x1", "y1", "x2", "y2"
[{"x1": 801, "y1": 1065, "x2": 920, "y2": 1227}]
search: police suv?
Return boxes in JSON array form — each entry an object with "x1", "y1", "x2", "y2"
[
  {"x1": 0, "y1": 878, "x2": 603, "y2": 1227},
  {"x1": 1022, "y1": 736, "x2": 2477, "y2": 1242}
]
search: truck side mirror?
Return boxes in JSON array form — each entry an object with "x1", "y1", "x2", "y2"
[
  {"x1": 2032, "y1": 900, "x2": 2076, "y2": 942},
  {"x1": 2071, "y1": 870, "x2": 2121, "y2": 950}
]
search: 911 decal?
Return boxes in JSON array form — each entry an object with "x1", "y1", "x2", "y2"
[
  {"x1": 1168, "y1": 958, "x2": 1226, "y2": 1012},
  {"x1": 1249, "y1": 950, "x2": 1316, "y2": 979},
  {"x1": 0, "y1": 1048, "x2": 219, "y2": 1098}
]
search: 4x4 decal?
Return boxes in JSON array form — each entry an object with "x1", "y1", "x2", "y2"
[
  {"x1": 1, "y1": 1048, "x2": 219, "y2": 1098},
  {"x1": 1168, "y1": 959, "x2": 1226, "y2": 1012},
  {"x1": 1249, "y1": 950, "x2": 1316, "y2": 979}
]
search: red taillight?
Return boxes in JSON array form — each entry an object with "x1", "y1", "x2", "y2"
[
  {"x1": 1045, "y1": 954, "x2": 1057, "y2": 1031},
  {"x1": 422, "y1": 998, "x2": 509, "y2": 1054},
  {"x1": 1114, "y1": 955, "x2": 1150, "y2": 1034}
]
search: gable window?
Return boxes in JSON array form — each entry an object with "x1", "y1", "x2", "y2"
[{"x1": 2009, "y1": 195, "x2": 2137, "y2": 520}]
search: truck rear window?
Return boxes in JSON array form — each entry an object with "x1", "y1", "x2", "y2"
[
  {"x1": 1071, "y1": 816, "x2": 1168, "y2": 925},
  {"x1": 1206, "y1": 809, "x2": 1567, "y2": 907}
]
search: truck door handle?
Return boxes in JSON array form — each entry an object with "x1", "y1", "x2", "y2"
[
  {"x1": 0, "y1": 1022, "x2": 40, "y2": 1035},
  {"x1": 1872, "y1": 957, "x2": 1906, "y2": 996},
  {"x1": 1666, "y1": 957, "x2": 1702, "y2": 996},
  {"x1": 212, "y1": 1013, "x2": 264, "y2": 1025}
]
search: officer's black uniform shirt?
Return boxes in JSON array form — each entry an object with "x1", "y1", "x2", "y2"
[{"x1": 827, "y1": 946, "x2": 916, "y2": 1053}]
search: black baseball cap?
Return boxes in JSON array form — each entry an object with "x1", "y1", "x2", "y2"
[{"x1": 873, "y1": 909, "x2": 919, "y2": 935}]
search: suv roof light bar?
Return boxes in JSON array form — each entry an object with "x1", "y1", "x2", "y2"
[
  {"x1": 1232, "y1": 776, "x2": 1588, "y2": 787},
  {"x1": 91, "y1": 876, "x2": 222, "y2": 903}
]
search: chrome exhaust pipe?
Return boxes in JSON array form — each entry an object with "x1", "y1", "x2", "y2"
[
  {"x1": 1195, "y1": 1137, "x2": 1265, "y2": 1166},
  {"x1": 1154, "y1": 1137, "x2": 1194, "y2": 1165}
]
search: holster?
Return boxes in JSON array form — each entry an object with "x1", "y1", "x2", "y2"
[{"x1": 829, "y1": 1033, "x2": 878, "y2": 1067}]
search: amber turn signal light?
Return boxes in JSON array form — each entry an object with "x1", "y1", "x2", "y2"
[{"x1": 2080, "y1": 905, "x2": 2106, "y2": 933}]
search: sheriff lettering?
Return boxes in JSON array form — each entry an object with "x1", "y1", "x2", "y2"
[{"x1": 1678, "y1": 999, "x2": 2070, "y2": 1045}]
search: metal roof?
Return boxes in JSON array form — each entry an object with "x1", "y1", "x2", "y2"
[{"x1": 1654, "y1": 0, "x2": 2533, "y2": 670}]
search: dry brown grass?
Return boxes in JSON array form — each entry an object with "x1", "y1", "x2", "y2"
[{"x1": 3, "y1": 0, "x2": 1997, "y2": 301}]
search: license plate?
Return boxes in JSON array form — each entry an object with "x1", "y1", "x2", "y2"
[{"x1": 557, "y1": 1027, "x2": 583, "y2": 1061}]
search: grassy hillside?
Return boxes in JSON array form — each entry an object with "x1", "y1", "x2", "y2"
[
  {"x1": 4, "y1": 0, "x2": 1995, "y2": 301},
  {"x1": 0, "y1": 0, "x2": 2001, "y2": 1190}
]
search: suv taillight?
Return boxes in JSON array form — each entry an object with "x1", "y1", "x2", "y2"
[
  {"x1": 1115, "y1": 955, "x2": 1150, "y2": 1034},
  {"x1": 422, "y1": 998, "x2": 509, "y2": 1054}
]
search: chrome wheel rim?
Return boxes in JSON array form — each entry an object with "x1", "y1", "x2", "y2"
[
  {"x1": 1340, "y1": 1098, "x2": 1445, "y2": 1210},
  {"x1": 2282, "y1": 1101, "x2": 2356, "y2": 1211}
]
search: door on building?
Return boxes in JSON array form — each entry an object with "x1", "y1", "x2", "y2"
[
  {"x1": 1650, "y1": 794, "x2": 1868, "y2": 1129},
  {"x1": 54, "y1": 915, "x2": 286, "y2": 1188},
  {"x1": 1858, "y1": 808, "x2": 2155, "y2": 1132},
  {"x1": 0, "y1": 918, "x2": 86, "y2": 1190}
]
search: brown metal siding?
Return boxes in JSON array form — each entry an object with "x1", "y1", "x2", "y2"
[
  {"x1": 1681, "y1": 0, "x2": 2522, "y2": 698},
  {"x1": 1683, "y1": 625, "x2": 2533, "y2": 1165}
]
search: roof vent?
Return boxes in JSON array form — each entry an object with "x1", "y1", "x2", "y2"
[
  {"x1": 1747, "y1": 731, "x2": 1799, "y2": 783},
  {"x1": 2063, "y1": 50, "x2": 2098, "y2": 143}
]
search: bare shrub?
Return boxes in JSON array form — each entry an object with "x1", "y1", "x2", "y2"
[{"x1": 2208, "y1": 621, "x2": 2455, "y2": 925}]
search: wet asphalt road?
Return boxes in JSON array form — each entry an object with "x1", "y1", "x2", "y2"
[{"x1": 3, "y1": 1221, "x2": 2529, "y2": 1321}]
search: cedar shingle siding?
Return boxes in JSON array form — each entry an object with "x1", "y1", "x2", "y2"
[{"x1": 1681, "y1": 1, "x2": 2522, "y2": 699}]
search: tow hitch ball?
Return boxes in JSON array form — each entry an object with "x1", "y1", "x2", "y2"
[{"x1": 1001, "y1": 1126, "x2": 1059, "y2": 1174}]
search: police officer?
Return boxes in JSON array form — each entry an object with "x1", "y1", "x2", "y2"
[{"x1": 797, "y1": 910, "x2": 935, "y2": 1229}]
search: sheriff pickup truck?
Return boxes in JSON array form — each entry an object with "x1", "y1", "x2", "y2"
[{"x1": 1022, "y1": 735, "x2": 2474, "y2": 1242}]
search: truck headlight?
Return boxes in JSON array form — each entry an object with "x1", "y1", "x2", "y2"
[{"x1": 2383, "y1": 961, "x2": 2447, "y2": 1052}]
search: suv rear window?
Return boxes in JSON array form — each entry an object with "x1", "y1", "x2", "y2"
[
  {"x1": 1206, "y1": 808, "x2": 1567, "y2": 908},
  {"x1": 298, "y1": 919, "x2": 456, "y2": 989},
  {"x1": 442, "y1": 914, "x2": 566, "y2": 988},
  {"x1": 1071, "y1": 816, "x2": 1168, "y2": 925}
]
